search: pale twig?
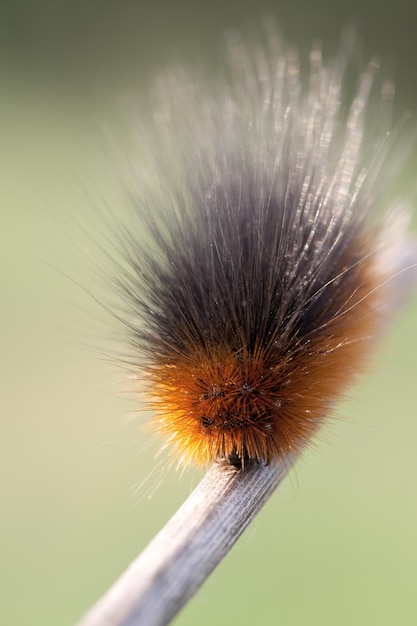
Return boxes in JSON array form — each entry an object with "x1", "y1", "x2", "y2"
[{"x1": 76, "y1": 455, "x2": 295, "y2": 626}]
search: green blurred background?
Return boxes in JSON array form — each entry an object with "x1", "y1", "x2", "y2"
[{"x1": 1, "y1": 1, "x2": 417, "y2": 625}]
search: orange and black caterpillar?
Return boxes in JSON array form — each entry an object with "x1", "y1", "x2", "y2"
[{"x1": 114, "y1": 27, "x2": 415, "y2": 468}]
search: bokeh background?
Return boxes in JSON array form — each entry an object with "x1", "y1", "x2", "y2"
[{"x1": 1, "y1": 1, "x2": 417, "y2": 625}]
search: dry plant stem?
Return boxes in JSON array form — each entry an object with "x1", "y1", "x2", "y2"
[{"x1": 77, "y1": 455, "x2": 296, "y2": 626}]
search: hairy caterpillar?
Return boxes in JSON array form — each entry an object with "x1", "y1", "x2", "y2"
[{"x1": 112, "y1": 26, "x2": 416, "y2": 470}]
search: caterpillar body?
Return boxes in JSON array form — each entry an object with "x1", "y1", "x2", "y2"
[{"x1": 113, "y1": 28, "x2": 415, "y2": 469}]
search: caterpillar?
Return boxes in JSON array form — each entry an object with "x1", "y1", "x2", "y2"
[{"x1": 111, "y1": 26, "x2": 416, "y2": 470}]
